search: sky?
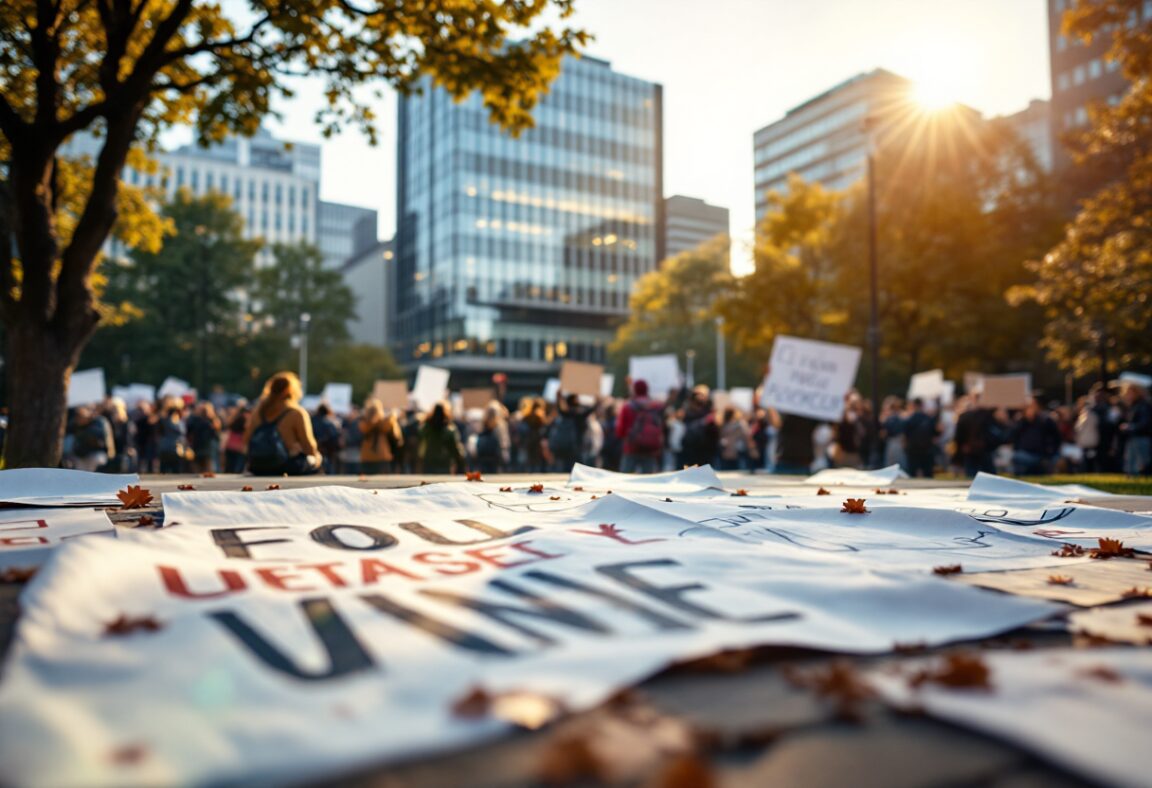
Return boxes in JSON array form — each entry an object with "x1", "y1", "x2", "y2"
[{"x1": 250, "y1": 0, "x2": 1052, "y2": 272}]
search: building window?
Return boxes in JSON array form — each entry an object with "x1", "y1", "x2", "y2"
[
  {"x1": 190, "y1": 169, "x2": 199, "y2": 191},
  {"x1": 1073, "y1": 65, "x2": 1086, "y2": 85},
  {"x1": 1075, "y1": 106, "x2": 1089, "y2": 126},
  {"x1": 262, "y1": 181, "x2": 269, "y2": 202},
  {"x1": 1056, "y1": 35, "x2": 1066, "y2": 52},
  {"x1": 175, "y1": 167, "x2": 184, "y2": 187},
  {"x1": 1057, "y1": 72, "x2": 1070, "y2": 91},
  {"x1": 1089, "y1": 58, "x2": 1102, "y2": 79}
]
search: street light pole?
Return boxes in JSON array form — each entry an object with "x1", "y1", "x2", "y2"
[
  {"x1": 865, "y1": 140, "x2": 881, "y2": 442},
  {"x1": 715, "y1": 316, "x2": 726, "y2": 391},
  {"x1": 685, "y1": 349, "x2": 696, "y2": 389},
  {"x1": 299, "y1": 312, "x2": 311, "y2": 393}
]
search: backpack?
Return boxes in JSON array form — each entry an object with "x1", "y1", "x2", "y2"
[
  {"x1": 247, "y1": 410, "x2": 291, "y2": 474},
  {"x1": 627, "y1": 402, "x2": 664, "y2": 454},
  {"x1": 158, "y1": 419, "x2": 189, "y2": 463},
  {"x1": 681, "y1": 414, "x2": 714, "y2": 457},
  {"x1": 548, "y1": 415, "x2": 579, "y2": 457},
  {"x1": 315, "y1": 418, "x2": 344, "y2": 455},
  {"x1": 74, "y1": 419, "x2": 108, "y2": 457},
  {"x1": 476, "y1": 428, "x2": 501, "y2": 460}
]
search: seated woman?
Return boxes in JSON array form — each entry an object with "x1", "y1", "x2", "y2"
[{"x1": 244, "y1": 371, "x2": 322, "y2": 476}]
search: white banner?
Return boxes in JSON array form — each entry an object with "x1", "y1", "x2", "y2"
[
  {"x1": 0, "y1": 468, "x2": 140, "y2": 507},
  {"x1": 0, "y1": 507, "x2": 115, "y2": 570},
  {"x1": 0, "y1": 484, "x2": 1059, "y2": 786},
  {"x1": 907, "y1": 369, "x2": 945, "y2": 401},
  {"x1": 761, "y1": 336, "x2": 861, "y2": 422},
  {"x1": 157, "y1": 376, "x2": 192, "y2": 400},
  {"x1": 412, "y1": 366, "x2": 450, "y2": 413},
  {"x1": 110, "y1": 383, "x2": 156, "y2": 407},
  {"x1": 321, "y1": 382, "x2": 354, "y2": 415},
  {"x1": 67, "y1": 368, "x2": 106, "y2": 408}
]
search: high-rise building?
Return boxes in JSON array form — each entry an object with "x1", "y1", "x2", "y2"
[
  {"x1": 999, "y1": 99, "x2": 1054, "y2": 173},
  {"x1": 1047, "y1": 0, "x2": 1131, "y2": 173},
  {"x1": 393, "y1": 55, "x2": 663, "y2": 385},
  {"x1": 318, "y1": 201, "x2": 379, "y2": 269},
  {"x1": 664, "y1": 195, "x2": 729, "y2": 259},
  {"x1": 341, "y1": 239, "x2": 394, "y2": 347}
]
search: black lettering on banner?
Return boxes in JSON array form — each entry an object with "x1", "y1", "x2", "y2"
[
  {"x1": 398, "y1": 518, "x2": 536, "y2": 546},
  {"x1": 211, "y1": 526, "x2": 291, "y2": 559},
  {"x1": 419, "y1": 579, "x2": 611, "y2": 647},
  {"x1": 521, "y1": 570, "x2": 692, "y2": 633},
  {"x1": 210, "y1": 597, "x2": 375, "y2": 680},
  {"x1": 359, "y1": 593, "x2": 516, "y2": 657},
  {"x1": 310, "y1": 524, "x2": 399, "y2": 551},
  {"x1": 596, "y1": 559, "x2": 802, "y2": 624}
]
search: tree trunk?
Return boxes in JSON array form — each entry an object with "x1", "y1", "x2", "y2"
[{"x1": 2, "y1": 324, "x2": 79, "y2": 468}]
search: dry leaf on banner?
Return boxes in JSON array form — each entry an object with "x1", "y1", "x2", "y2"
[
  {"x1": 266, "y1": 484, "x2": 281, "y2": 490},
  {"x1": 136, "y1": 514, "x2": 155, "y2": 527},
  {"x1": 528, "y1": 483, "x2": 545, "y2": 494},
  {"x1": 103, "y1": 614, "x2": 164, "y2": 636},
  {"x1": 450, "y1": 686, "x2": 491, "y2": 719},
  {"x1": 1047, "y1": 575, "x2": 1074, "y2": 586},
  {"x1": 1079, "y1": 665, "x2": 1124, "y2": 683},
  {"x1": 116, "y1": 485, "x2": 153, "y2": 509},
  {"x1": 933, "y1": 565, "x2": 964, "y2": 576},
  {"x1": 0, "y1": 566, "x2": 37, "y2": 583},
  {"x1": 841, "y1": 498, "x2": 869, "y2": 514},
  {"x1": 176, "y1": 484, "x2": 195, "y2": 491},
  {"x1": 200, "y1": 471, "x2": 216, "y2": 478},
  {"x1": 499, "y1": 486, "x2": 513, "y2": 492},
  {"x1": 731, "y1": 489, "x2": 748, "y2": 497},
  {"x1": 1091, "y1": 538, "x2": 1135, "y2": 560},
  {"x1": 909, "y1": 652, "x2": 992, "y2": 691},
  {"x1": 1051, "y1": 543, "x2": 1086, "y2": 558},
  {"x1": 465, "y1": 471, "x2": 482, "y2": 482},
  {"x1": 816, "y1": 487, "x2": 832, "y2": 496},
  {"x1": 240, "y1": 485, "x2": 253, "y2": 492},
  {"x1": 573, "y1": 485, "x2": 585, "y2": 491}
]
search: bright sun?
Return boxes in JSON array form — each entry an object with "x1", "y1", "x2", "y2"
[{"x1": 900, "y1": 43, "x2": 968, "y2": 111}]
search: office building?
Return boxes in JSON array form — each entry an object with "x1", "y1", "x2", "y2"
[
  {"x1": 393, "y1": 55, "x2": 663, "y2": 385},
  {"x1": 1000, "y1": 99, "x2": 1054, "y2": 173},
  {"x1": 318, "y1": 201, "x2": 379, "y2": 269},
  {"x1": 342, "y1": 239, "x2": 394, "y2": 347},
  {"x1": 1047, "y1": 0, "x2": 1131, "y2": 172},
  {"x1": 664, "y1": 195, "x2": 729, "y2": 259}
]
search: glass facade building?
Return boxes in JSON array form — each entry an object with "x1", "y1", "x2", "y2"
[{"x1": 393, "y1": 55, "x2": 663, "y2": 381}]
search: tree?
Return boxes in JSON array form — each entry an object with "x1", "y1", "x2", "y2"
[
  {"x1": 610, "y1": 236, "x2": 760, "y2": 388},
  {"x1": 719, "y1": 175, "x2": 849, "y2": 357},
  {"x1": 1009, "y1": 0, "x2": 1152, "y2": 379},
  {"x1": 309, "y1": 343, "x2": 405, "y2": 404},
  {"x1": 80, "y1": 190, "x2": 260, "y2": 392},
  {"x1": 0, "y1": 0, "x2": 587, "y2": 467}
]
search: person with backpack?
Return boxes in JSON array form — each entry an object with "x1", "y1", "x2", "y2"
[
  {"x1": 244, "y1": 371, "x2": 321, "y2": 476},
  {"x1": 312, "y1": 404, "x2": 345, "y2": 474},
  {"x1": 902, "y1": 398, "x2": 939, "y2": 478},
  {"x1": 680, "y1": 386, "x2": 719, "y2": 467},
  {"x1": 157, "y1": 400, "x2": 190, "y2": 474},
  {"x1": 222, "y1": 405, "x2": 250, "y2": 473},
  {"x1": 615, "y1": 379, "x2": 664, "y2": 474},
  {"x1": 418, "y1": 401, "x2": 466, "y2": 475},
  {"x1": 359, "y1": 398, "x2": 402, "y2": 474},
  {"x1": 186, "y1": 401, "x2": 222, "y2": 474},
  {"x1": 548, "y1": 392, "x2": 591, "y2": 473},
  {"x1": 69, "y1": 406, "x2": 115, "y2": 472},
  {"x1": 474, "y1": 402, "x2": 511, "y2": 474}
]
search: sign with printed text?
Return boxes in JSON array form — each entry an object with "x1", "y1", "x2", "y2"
[
  {"x1": 760, "y1": 336, "x2": 862, "y2": 422},
  {"x1": 628, "y1": 354, "x2": 682, "y2": 398}
]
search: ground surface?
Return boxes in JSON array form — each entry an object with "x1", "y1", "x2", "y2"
[{"x1": 3, "y1": 472, "x2": 1148, "y2": 787}]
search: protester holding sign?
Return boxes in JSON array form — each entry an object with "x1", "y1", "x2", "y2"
[
  {"x1": 359, "y1": 398, "x2": 402, "y2": 474},
  {"x1": 244, "y1": 372, "x2": 321, "y2": 476},
  {"x1": 616, "y1": 379, "x2": 664, "y2": 474},
  {"x1": 418, "y1": 401, "x2": 466, "y2": 474}
]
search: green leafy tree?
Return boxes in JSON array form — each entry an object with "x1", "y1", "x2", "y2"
[
  {"x1": 610, "y1": 236, "x2": 760, "y2": 389},
  {"x1": 1009, "y1": 0, "x2": 1152, "y2": 379},
  {"x1": 309, "y1": 343, "x2": 405, "y2": 404},
  {"x1": 0, "y1": 0, "x2": 586, "y2": 467},
  {"x1": 81, "y1": 189, "x2": 260, "y2": 391}
]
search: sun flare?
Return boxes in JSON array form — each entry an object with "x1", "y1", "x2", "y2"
[{"x1": 899, "y1": 42, "x2": 968, "y2": 111}]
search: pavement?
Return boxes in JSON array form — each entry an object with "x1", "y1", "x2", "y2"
[{"x1": 2, "y1": 471, "x2": 1143, "y2": 787}]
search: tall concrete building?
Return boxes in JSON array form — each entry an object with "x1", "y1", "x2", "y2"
[
  {"x1": 342, "y1": 239, "x2": 394, "y2": 347},
  {"x1": 664, "y1": 195, "x2": 729, "y2": 259},
  {"x1": 1000, "y1": 99, "x2": 1054, "y2": 173},
  {"x1": 318, "y1": 201, "x2": 379, "y2": 269},
  {"x1": 393, "y1": 55, "x2": 664, "y2": 385},
  {"x1": 1047, "y1": 0, "x2": 1131, "y2": 172}
]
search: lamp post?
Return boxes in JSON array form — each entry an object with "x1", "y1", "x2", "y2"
[
  {"x1": 715, "y1": 316, "x2": 726, "y2": 391},
  {"x1": 685, "y1": 349, "x2": 696, "y2": 389},
  {"x1": 299, "y1": 312, "x2": 311, "y2": 393},
  {"x1": 193, "y1": 225, "x2": 211, "y2": 397},
  {"x1": 864, "y1": 121, "x2": 881, "y2": 440}
]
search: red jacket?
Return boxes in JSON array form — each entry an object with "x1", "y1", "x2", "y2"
[{"x1": 616, "y1": 397, "x2": 662, "y2": 455}]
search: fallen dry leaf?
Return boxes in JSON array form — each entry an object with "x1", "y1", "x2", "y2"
[
  {"x1": 1121, "y1": 587, "x2": 1152, "y2": 599},
  {"x1": 116, "y1": 485, "x2": 153, "y2": 509},
  {"x1": 1137, "y1": 614, "x2": 1152, "y2": 627},
  {"x1": 465, "y1": 471, "x2": 483, "y2": 482},
  {"x1": 549, "y1": 495, "x2": 561, "y2": 501},
  {"x1": 731, "y1": 489, "x2": 748, "y2": 497},
  {"x1": 1091, "y1": 537, "x2": 1136, "y2": 560},
  {"x1": 1079, "y1": 665, "x2": 1124, "y2": 683},
  {"x1": 0, "y1": 566, "x2": 37, "y2": 583},
  {"x1": 108, "y1": 743, "x2": 149, "y2": 766},
  {"x1": 663, "y1": 497, "x2": 673, "y2": 502},
  {"x1": 136, "y1": 514, "x2": 155, "y2": 527},
  {"x1": 200, "y1": 471, "x2": 216, "y2": 478},
  {"x1": 1047, "y1": 575, "x2": 1074, "y2": 586},
  {"x1": 909, "y1": 652, "x2": 993, "y2": 691},
  {"x1": 176, "y1": 484, "x2": 195, "y2": 491},
  {"x1": 103, "y1": 614, "x2": 164, "y2": 637},
  {"x1": 887, "y1": 488, "x2": 901, "y2": 495},
  {"x1": 240, "y1": 485, "x2": 253, "y2": 492},
  {"x1": 816, "y1": 487, "x2": 832, "y2": 496},
  {"x1": 266, "y1": 483, "x2": 281, "y2": 490},
  {"x1": 933, "y1": 565, "x2": 963, "y2": 576},
  {"x1": 573, "y1": 486, "x2": 585, "y2": 492},
  {"x1": 841, "y1": 498, "x2": 869, "y2": 514},
  {"x1": 874, "y1": 488, "x2": 888, "y2": 495},
  {"x1": 528, "y1": 483, "x2": 545, "y2": 494},
  {"x1": 537, "y1": 734, "x2": 606, "y2": 785},
  {"x1": 499, "y1": 486, "x2": 513, "y2": 492},
  {"x1": 419, "y1": 480, "x2": 429, "y2": 486},
  {"x1": 785, "y1": 660, "x2": 875, "y2": 721},
  {"x1": 1051, "y1": 543, "x2": 1086, "y2": 558},
  {"x1": 450, "y1": 686, "x2": 491, "y2": 719}
]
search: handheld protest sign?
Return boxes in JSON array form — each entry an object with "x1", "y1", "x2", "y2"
[
  {"x1": 559, "y1": 361, "x2": 603, "y2": 398},
  {"x1": 760, "y1": 335, "x2": 862, "y2": 422}
]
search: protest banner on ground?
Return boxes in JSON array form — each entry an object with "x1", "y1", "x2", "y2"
[
  {"x1": 760, "y1": 336, "x2": 862, "y2": 422},
  {"x1": 978, "y1": 373, "x2": 1032, "y2": 409},
  {"x1": 412, "y1": 366, "x2": 450, "y2": 413},
  {"x1": 0, "y1": 468, "x2": 139, "y2": 507},
  {"x1": 372, "y1": 380, "x2": 409, "y2": 410},
  {"x1": 0, "y1": 484, "x2": 1058, "y2": 786},
  {"x1": 321, "y1": 383, "x2": 354, "y2": 415},
  {"x1": 67, "y1": 368, "x2": 106, "y2": 407},
  {"x1": 628, "y1": 354, "x2": 682, "y2": 397},
  {"x1": 559, "y1": 361, "x2": 603, "y2": 398},
  {"x1": 461, "y1": 388, "x2": 495, "y2": 411},
  {"x1": 0, "y1": 507, "x2": 115, "y2": 570}
]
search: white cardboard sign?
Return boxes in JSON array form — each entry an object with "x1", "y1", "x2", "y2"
[
  {"x1": 760, "y1": 336, "x2": 862, "y2": 422},
  {"x1": 157, "y1": 376, "x2": 192, "y2": 400},
  {"x1": 67, "y1": 368, "x2": 106, "y2": 407},
  {"x1": 0, "y1": 507, "x2": 115, "y2": 570},
  {"x1": 628, "y1": 354, "x2": 682, "y2": 398},
  {"x1": 321, "y1": 383, "x2": 354, "y2": 415},
  {"x1": 907, "y1": 369, "x2": 945, "y2": 401},
  {"x1": 412, "y1": 366, "x2": 450, "y2": 413}
]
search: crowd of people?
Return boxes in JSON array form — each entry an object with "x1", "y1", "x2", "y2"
[{"x1": 42, "y1": 371, "x2": 1152, "y2": 478}]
